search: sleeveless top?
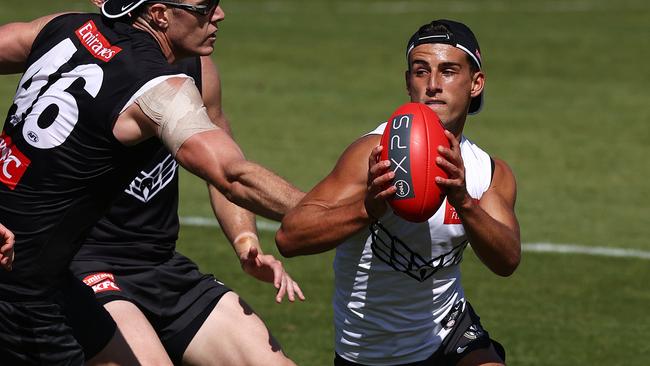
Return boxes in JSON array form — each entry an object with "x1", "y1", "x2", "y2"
[
  {"x1": 333, "y1": 122, "x2": 493, "y2": 365},
  {"x1": 0, "y1": 13, "x2": 193, "y2": 299},
  {"x1": 73, "y1": 57, "x2": 202, "y2": 265}
]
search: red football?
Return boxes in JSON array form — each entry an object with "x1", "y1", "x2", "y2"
[{"x1": 380, "y1": 102, "x2": 450, "y2": 222}]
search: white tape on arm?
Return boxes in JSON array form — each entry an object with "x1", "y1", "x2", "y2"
[{"x1": 135, "y1": 77, "x2": 218, "y2": 155}]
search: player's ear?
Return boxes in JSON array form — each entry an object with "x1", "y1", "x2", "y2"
[
  {"x1": 90, "y1": 0, "x2": 104, "y2": 7},
  {"x1": 147, "y1": 4, "x2": 170, "y2": 30},
  {"x1": 470, "y1": 70, "x2": 485, "y2": 98},
  {"x1": 405, "y1": 69, "x2": 412, "y2": 97}
]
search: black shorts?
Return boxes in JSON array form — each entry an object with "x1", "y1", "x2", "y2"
[
  {"x1": 0, "y1": 274, "x2": 116, "y2": 365},
  {"x1": 70, "y1": 251, "x2": 231, "y2": 364},
  {"x1": 334, "y1": 301, "x2": 505, "y2": 366}
]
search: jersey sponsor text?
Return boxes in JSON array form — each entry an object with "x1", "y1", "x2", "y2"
[
  {"x1": 0, "y1": 132, "x2": 31, "y2": 190},
  {"x1": 444, "y1": 199, "x2": 479, "y2": 225},
  {"x1": 82, "y1": 272, "x2": 121, "y2": 294},
  {"x1": 75, "y1": 20, "x2": 122, "y2": 62}
]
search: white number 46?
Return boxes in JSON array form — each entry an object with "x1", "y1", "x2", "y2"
[{"x1": 9, "y1": 38, "x2": 104, "y2": 149}]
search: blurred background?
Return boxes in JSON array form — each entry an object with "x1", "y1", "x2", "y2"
[{"x1": 1, "y1": 1, "x2": 649, "y2": 364}]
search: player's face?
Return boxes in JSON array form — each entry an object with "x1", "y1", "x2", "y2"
[
  {"x1": 405, "y1": 43, "x2": 483, "y2": 132},
  {"x1": 166, "y1": 0, "x2": 225, "y2": 58}
]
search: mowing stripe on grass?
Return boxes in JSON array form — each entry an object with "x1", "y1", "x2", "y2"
[{"x1": 180, "y1": 216, "x2": 650, "y2": 260}]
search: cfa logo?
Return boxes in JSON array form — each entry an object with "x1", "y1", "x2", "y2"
[{"x1": 0, "y1": 132, "x2": 31, "y2": 190}]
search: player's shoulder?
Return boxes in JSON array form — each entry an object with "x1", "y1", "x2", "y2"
[
  {"x1": 329, "y1": 128, "x2": 382, "y2": 180},
  {"x1": 36, "y1": 12, "x2": 101, "y2": 37},
  {"x1": 492, "y1": 157, "x2": 516, "y2": 181}
]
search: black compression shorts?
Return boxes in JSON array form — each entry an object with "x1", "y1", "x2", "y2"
[
  {"x1": 334, "y1": 301, "x2": 505, "y2": 366},
  {"x1": 0, "y1": 274, "x2": 116, "y2": 365},
  {"x1": 70, "y1": 251, "x2": 230, "y2": 364}
]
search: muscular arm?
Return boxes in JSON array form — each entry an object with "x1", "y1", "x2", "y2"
[
  {"x1": 199, "y1": 57, "x2": 304, "y2": 301},
  {"x1": 199, "y1": 56, "x2": 260, "y2": 255},
  {"x1": 455, "y1": 159, "x2": 520, "y2": 276},
  {"x1": 0, "y1": 14, "x2": 63, "y2": 74},
  {"x1": 275, "y1": 135, "x2": 384, "y2": 257},
  {"x1": 178, "y1": 132, "x2": 302, "y2": 221},
  {"x1": 436, "y1": 130, "x2": 521, "y2": 276},
  {"x1": 114, "y1": 76, "x2": 302, "y2": 221}
]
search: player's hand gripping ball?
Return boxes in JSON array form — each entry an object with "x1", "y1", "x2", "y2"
[{"x1": 380, "y1": 102, "x2": 450, "y2": 222}]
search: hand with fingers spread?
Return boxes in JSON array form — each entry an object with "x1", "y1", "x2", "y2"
[
  {"x1": 435, "y1": 130, "x2": 473, "y2": 210},
  {"x1": 0, "y1": 223, "x2": 15, "y2": 272},
  {"x1": 364, "y1": 145, "x2": 397, "y2": 220},
  {"x1": 240, "y1": 246, "x2": 305, "y2": 303}
]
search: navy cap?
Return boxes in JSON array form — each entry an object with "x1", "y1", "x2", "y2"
[
  {"x1": 102, "y1": 0, "x2": 150, "y2": 19},
  {"x1": 406, "y1": 19, "x2": 483, "y2": 114}
]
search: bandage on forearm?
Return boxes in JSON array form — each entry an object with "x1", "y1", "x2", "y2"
[
  {"x1": 135, "y1": 77, "x2": 217, "y2": 155},
  {"x1": 233, "y1": 231, "x2": 259, "y2": 246}
]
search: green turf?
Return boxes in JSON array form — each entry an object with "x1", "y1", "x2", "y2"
[{"x1": 2, "y1": 0, "x2": 649, "y2": 364}]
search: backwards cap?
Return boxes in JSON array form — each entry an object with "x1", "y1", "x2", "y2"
[
  {"x1": 102, "y1": 0, "x2": 151, "y2": 19},
  {"x1": 406, "y1": 19, "x2": 483, "y2": 114}
]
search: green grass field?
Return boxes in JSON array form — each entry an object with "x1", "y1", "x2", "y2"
[{"x1": 2, "y1": 0, "x2": 649, "y2": 365}]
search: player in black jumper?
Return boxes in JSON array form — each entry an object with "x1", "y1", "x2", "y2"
[
  {"x1": 69, "y1": 1, "x2": 304, "y2": 365},
  {"x1": 0, "y1": 1, "x2": 302, "y2": 364}
]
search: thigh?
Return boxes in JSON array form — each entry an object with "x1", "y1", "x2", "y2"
[
  {"x1": 438, "y1": 302, "x2": 505, "y2": 366},
  {"x1": 62, "y1": 274, "x2": 117, "y2": 360},
  {"x1": 102, "y1": 300, "x2": 173, "y2": 366},
  {"x1": 72, "y1": 252, "x2": 230, "y2": 364},
  {"x1": 85, "y1": 324, "x2": 140, "y2": 366},
  {"x1": 182, "y1": 292, "x2": 295, "y2": 366},
  {"x1": 455, "y1": 343, "x2": 504, "y2": 366}
]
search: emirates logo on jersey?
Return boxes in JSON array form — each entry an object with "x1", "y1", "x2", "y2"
[
  {"x1": 82, "y1": 272, "x2": 121, "y2": 294},
  {"x1": 0, "y1": 132, "x2": 31, "y2": 190},
  {"x1": 443, "y1": 198, "x2": 479, "y2": 225},
  {"x1": 75, "y1": 20, "x2": 122, "y2": 62}
]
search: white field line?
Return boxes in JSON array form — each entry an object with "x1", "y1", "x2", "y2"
[{"x1": 180, "y1": 216, "x2": 650, "y2": 260}]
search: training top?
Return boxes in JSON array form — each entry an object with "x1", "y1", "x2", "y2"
[
  {"x1": 0, "y1": 13, "x2": 195, "y2": 300},
  {"x1": 333, "y1": 122, "x2": 493, "y2": 365},
  {"x1": 72, "y1": 57, "x2": 202, "y2": 265}
]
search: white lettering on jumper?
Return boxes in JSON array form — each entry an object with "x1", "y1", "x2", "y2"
[
  {"x1": 75, "y1": 21, "x2": 122, "y2": 62},
  {"x1": 0, "y1": 133, "x2": 31, "y2": 190}
]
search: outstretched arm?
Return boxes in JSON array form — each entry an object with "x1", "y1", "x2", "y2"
[
  {"x1": 435, "y1": 130, "x2": 521, "y2": 276},
  {"x1": 200, "y1": 57, "x2": 303, "y2": 302},
  {"x1": 113, "y1": 76, "x2": 302, "y2": 221},
  {"x1": 0, "y1": 14, "x2": 63, "y2": 74},
  {"x1": 276, "y1": 135, "x2": 395, "y2": 257}
]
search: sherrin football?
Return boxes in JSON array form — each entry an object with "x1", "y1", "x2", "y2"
[{"x1": 380, "y1": 102, "x2": 450, "y2": 222}]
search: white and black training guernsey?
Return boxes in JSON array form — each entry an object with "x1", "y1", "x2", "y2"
[
  {"x1": 72, "y1": 57, "x2": 202, "y2": 266},
  {"x1": 0, "y1": 13, "x2": 194, "y2": 300},
  {"x1": 333, "y1": 122, "x2": 493, "y2": 365}
]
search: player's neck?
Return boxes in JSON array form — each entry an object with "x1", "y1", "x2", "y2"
[
  {"x1": 443, "y1": 117, "x2": 466, "y2": 140},
  {"x1": 132, "y1": 18, "x2": 177, "y2": 64}
]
